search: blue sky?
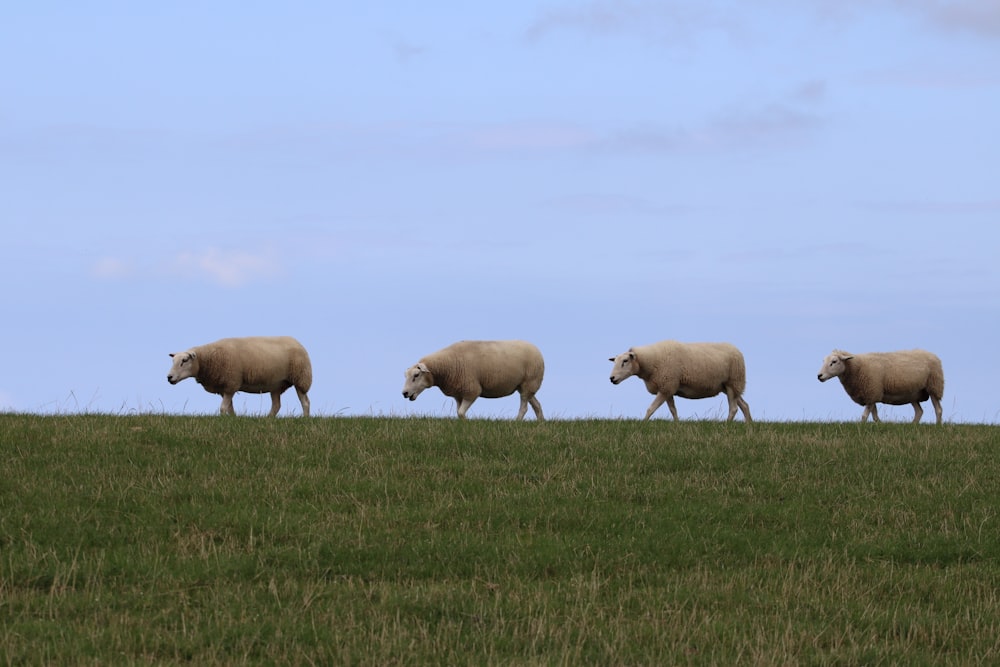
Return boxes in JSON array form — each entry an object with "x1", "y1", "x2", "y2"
[{"x1": 2, "y1": 1, "x2": 998, "y2": 421}]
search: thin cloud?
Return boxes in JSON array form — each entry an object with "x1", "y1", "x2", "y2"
[
  {"x1": 170, "y1": 248, "x2": 281, "y2": 288},
  {"x1": 854, "y1": 198, "x2": 1000, "y2": 214},
  {"x1": 907, "y1": 0, "x2": 1000, "y2": 38},
  {"x1": 207, "y1": 99, "x2": 819, "y2": 163},
  {"x1": 856, "y1": 65, "x2": 1000, "y2": 89},
  {"x1": 599, "y1": 103, "x2": 823, "y2": 154},
  {"x1": 801, "y1": 0, "x2": 1000, "y2": 39},
  {"x1": 792, "y1": 79, "x2": 827, "y2": 104},
  {"x1": 722, "y1": 242, "x2": 877, "y2": 264},
  {"x1": 710, "y1": 104, "x2": 823, "y2": 141},
  {"x1": 462, "y1": 121, "x2": 596, "y2": 152},
  {"x1": 541, "y1": 193, "x2": 687, "y2": 217},
  {"x1": 428, "y1": 97, "x2": 823, "y2": 158},
  {"x1": 392, "y1": 38, "x2": 428, "y2": 64},
  {"x1": 91, "y1": 257, "x2": 135, "y2": 280},
  {"x1": 527, "y1": 1, "x2": 1000, "y2": 44},
  {"x1": 524, "y1": 0, "x2": 742, "y2": 46}
]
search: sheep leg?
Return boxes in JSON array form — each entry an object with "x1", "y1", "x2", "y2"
[
  {"x1": 665, "y1": 395, "x2": 680, "y2": 421},
  {"x1": 643, "y1": 394, "x2": 667, "y2": 420},
  {"x1": 737, "y1": 397, "x2": 752, "y2": 423},
  {"x1": 456, "y1": 397, "x2": 476, "y2": 419},
  {"x1": 862, "y1": 403, "x2": 881, "y2": 423},
  {"x1": 220, "y1": 393, "x2": 236, "y2": 416},
  {"x1": 296, "y1": 387, "x2": 310, "y2": 417},
  {"x1": 516, "y1": 393, "x2": 529, "y2": 420},
  {"x1": 528, "y1": 396, "x2": 544, "y2": 421},
  {"x1": 264, "y1": 391, "x2": 281, "y2": 417},
  {"x1": 725, "y1": 389, "x2": 739, "y2": 422},
  {"x1": 931, "y1": 395, "x2": 943, "y2": 425},
  {"x1": 911, "y1": 401, "x2": 924, "y2": 424}
]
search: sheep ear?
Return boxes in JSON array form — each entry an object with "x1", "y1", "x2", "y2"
[
  {"x1": 628, "y1": 352, "x2": 636, "y2": 360},
  {"x1": 417, "y1": 362, "x2": 428, "y2": 373},
  {"x1": 169, "y1": 353, "x2": 175, "y2": 358},
  {"x1": 841, "y1": 354, "x2": 854, "y2": 361},
  {"x1": 608, "y1": 357, "x2": 615, "y2": 362}
]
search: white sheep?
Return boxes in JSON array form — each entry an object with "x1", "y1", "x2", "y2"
[
  {"x1": 402, "y1": 340, "x2": 545, "y2": 420},
  {"x1": 167, "y1": 336, "x2": 312, "y2": 416},
  {"x1": 608, "y1": 340, "x2": 752, "y2": 422},
  {"x1": 817, "y1": 349, "x2": 944, "y2": 424}
]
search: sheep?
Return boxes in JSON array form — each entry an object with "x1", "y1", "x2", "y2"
[
  {"x1": 608, "y1": 340, "x2": 752, "y2": 422},
  {"x1": 167, "y1": 336, "x2": 312, "y2": 416},
  {"x1": 402, "y1": 340, "x2": 545, "y2": 420},
  {"x1": 817, "y1": 349, "x2": 944, "y2": 424}
]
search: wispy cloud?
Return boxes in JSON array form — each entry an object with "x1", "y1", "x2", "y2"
[
  {"x1": 178, "y1": 79, "x2": 823, "y2": 164},
  {"x1": 415, "y1": 80, "x2": 825, "y2": 158},
  {"x1": 170, "y1": 248, "x2": 281, "y2": 287},
  {"x1": 397, "y1": 110, "x2": 821, "y2": 159},
  {"x1": 88, "y1": 247, "x2": 283, "y2": 288},
  {"x1": 854, "y1": 198, "x2": 1000, "y2": 214},
  {"x1": 598, "y1": 101, "x2": 823, "y2": 154},
  {"x1": 791, "y1": 79, "x2": 828, "y2": 104},
  {"x1": 461, "y1": 121, "x2": 596, "y2": 152},
  {"x1": 541, "y1": 193, "x2": 686, "y2": 217},
  {"x1": 707, "y1": 103, "x2": 824, "y2": 144},
  {"x1": 722, "y1": 242, "x2": 877, "y2": 265},
  {"x1": 855, "y1": 65, "x2": 1000, "y2": 89},
  {"x1": 904, "y1": 0, "x2": 1000, "y2": 38},
  {"x1": 526, "y1": 0, "x2": 1000, "y2": 44},
  {"x1": 391, "y1": 38, "x2": 428, "y2": 64},
  {"x1": 91, "y1": 256, "x2": 135, "y2": 280},
  {"x1": 802, "y1": 0, "x2": 1000, "y2": 39},
  {"x1": 524, "y1": 0, "x2": 742, "y2": 46}
]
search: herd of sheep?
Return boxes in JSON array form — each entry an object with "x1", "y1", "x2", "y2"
[{"x1": 166, "y1": 336, "x2": 946, "y2": 424}]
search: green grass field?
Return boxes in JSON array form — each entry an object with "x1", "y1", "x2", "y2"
[{"x1": 1, "y1": 415, "x2": 998, "y2": 664}]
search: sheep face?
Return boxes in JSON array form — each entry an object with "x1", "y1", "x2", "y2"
[
  {"x1": 167, "y1": 351, "x2": 199, "y2": 385},
  {"x1": 817, "y1": 351, "x2": 852, "y2": 382},
  {"x1": 609, "y1": 351, "x2": 638, "y2": 385},
  {"x1": 402, "y1": 363, "x2": 433, "y2": 401}
]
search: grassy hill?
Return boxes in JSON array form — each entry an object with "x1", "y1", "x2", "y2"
[{"x1": 1, "y1": 415, "x2": 998, "y2": 664}]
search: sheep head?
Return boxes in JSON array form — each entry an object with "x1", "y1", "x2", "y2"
[
  {"x1": 167, "y1": 350, "x2": 199, "y2": 385},
  {"x1": 402, "y1": 362, "x2": 433, "y2": 401},
  {"x1": 817, "y1": 350, "x2": 854, "y2": 382},
  {"x1": 609, "y1": 350, "x2": 639, "y2": 385}
]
